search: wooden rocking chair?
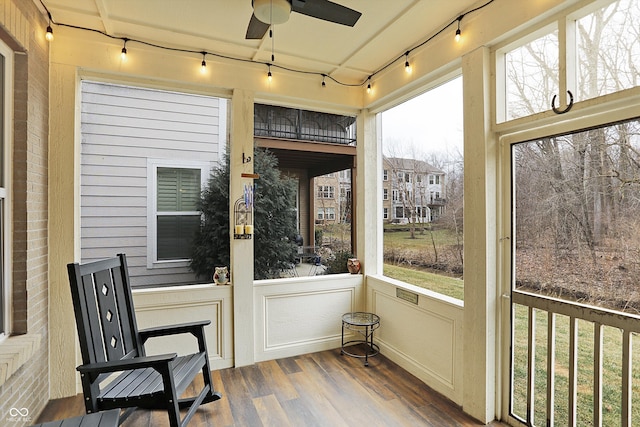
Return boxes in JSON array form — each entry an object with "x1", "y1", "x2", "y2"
[{"x1": 67, "y1": 254, "x2": 222, "y2": 427}]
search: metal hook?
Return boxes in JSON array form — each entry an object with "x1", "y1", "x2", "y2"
[{"x1": 551, "y1": 90, "x2": 574, "y2": 114}]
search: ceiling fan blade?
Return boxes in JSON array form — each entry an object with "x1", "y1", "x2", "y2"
[
  {"x1": 291, "y1": 0, "x2": 361, "y2": 26},
  {"x1": 246, "y1": 13, "x2": 270, "y2": 39}
]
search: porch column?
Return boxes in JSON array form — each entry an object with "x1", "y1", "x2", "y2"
[
  {"x1": 230, "y1": 89, "x2": 255, "y2": 367},
  {"x1": 49, "y1": 62, "x2": 81, "y2": 398},
  {"x1": 356, "y1": 110, "x2": 381, "y2": 276},
  {"x1": 462, "y1": 46, "x2": 497, "y2": 422}
]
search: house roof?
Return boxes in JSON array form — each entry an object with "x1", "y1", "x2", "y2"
[{"x1": 384, "y1": 156, "x2": 444, "y2": 174}]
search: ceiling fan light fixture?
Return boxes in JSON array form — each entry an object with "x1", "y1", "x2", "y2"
[{"x1": 253, "y1": 0, "x2": 291, "y2": 25}]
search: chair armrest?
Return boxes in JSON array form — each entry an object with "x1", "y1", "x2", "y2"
[
  {"x1": 139, "y1": 320, "x2": 211, "y2": 340},
  {"x1": 77, "y1": 353, "x2": 177, "y2": 375}
]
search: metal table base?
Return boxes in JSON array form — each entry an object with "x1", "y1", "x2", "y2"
[{"x1": 340, "y1": 312, "x2": 380, "y2": 366}]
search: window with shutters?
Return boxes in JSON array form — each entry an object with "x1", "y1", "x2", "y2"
[{"x1": 148, "y1": 160, "x2": 209, "y2": 266}]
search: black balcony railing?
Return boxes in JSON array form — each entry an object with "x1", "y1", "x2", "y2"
[{"x1": 255, "y1": 104, "x2": 356, "y2": 145}]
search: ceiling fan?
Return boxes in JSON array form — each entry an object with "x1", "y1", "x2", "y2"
[{"x1": 246, "y1": 0, "x2": 362, "y2": 39}]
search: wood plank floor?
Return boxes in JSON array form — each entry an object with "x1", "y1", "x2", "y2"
[{"x1": 36, "y1": 347, "x2": 508, "y2": 426}]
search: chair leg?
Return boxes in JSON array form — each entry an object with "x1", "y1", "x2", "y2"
[
  {"x1": 195, "y1": 330, "x2": 223, "y2": 403},
  {"x1": 159, "y1": 366, "x2": 183, "y2": 427}
]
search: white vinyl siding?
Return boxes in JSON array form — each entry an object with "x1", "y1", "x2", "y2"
[{"x1": 80, "y1": 81, "x2": 226, "y2": 286}]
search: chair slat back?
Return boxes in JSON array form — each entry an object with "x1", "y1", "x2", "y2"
[{"x1": 68, "y1": 254, "x2": 142, "y2": 365}]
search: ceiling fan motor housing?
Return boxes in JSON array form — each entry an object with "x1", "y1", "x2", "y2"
[{"x1": 253, "y1": 0, "x2": 291, "y2": 24}]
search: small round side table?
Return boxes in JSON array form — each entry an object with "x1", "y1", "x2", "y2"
[{"x1": 340, "y1": 312, "x2": 380, "y2": 366}]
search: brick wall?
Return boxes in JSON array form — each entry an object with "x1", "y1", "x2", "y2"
[{"x1": 0, "y1": 0, "x2": 50, "y2": 425}]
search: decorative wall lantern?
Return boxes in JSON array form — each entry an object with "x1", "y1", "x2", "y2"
[{"x1": 234, "y1": 185, "x2": 254, "y2": 239}]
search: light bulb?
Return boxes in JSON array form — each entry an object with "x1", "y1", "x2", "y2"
[
  {"x1": 366, "y1": 82, "x2": 371, "y2": 94},
  {"x1": 267, "y1": 69, "x2": 272, "y2": 82},
  {"x1": 321, "y1": 75, "x2": 326, "y2": 88},
  {"x1": 45, "y1": 25, "x2": 53, "y2": 41},
  {"x1": 120, "y1": 39, "x2": 128, "y2": 60},
  {"x1": 455, "y1": 29, "x2": 461, "y2": 43},
  {"x1": 404, "y1": 52, "x2": 411, "y2": 73},
  {"x1": 200, "y1": 53, "x2": 207, "y2": 74}
]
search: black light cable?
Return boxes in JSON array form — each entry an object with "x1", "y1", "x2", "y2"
[{"x1": 38, "y1": 0, "x2": 495, "y2": 90}]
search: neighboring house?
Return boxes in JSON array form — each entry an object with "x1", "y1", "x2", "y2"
[
  {"x1": 314, "y1": 170, "x2": 352, "y2": 224},
  {"x1": 80, "y1": 81, "x2": 227, "y2": 286},
  {"x1": 313, "y1": 169, "x2": 352, "y2": 225},
  {"x1": 382, "y1": 157, "x2": 445, "y2": 224},
  {"x1": 254, "y1": 103, "x2": 356, "y2": 249},
  {"x1": 315, "y1": 174, "x2": 338, "y2": 224}
]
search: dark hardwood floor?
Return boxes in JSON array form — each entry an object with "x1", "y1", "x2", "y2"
[{"x1": 36, "y1": 347, "x2": 508, "y2": 426}]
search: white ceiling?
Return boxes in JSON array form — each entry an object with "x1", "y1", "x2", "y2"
[{"x1": 41, "y1": 0, "x2": 481, "y2": 85}]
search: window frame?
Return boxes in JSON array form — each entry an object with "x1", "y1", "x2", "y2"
[
  {"x1": 0, "y1": 39, "x2": 12, "y2": 341},
  {"x1": 494, "y1": 4, "x2": 640, "y2": 420},
  {"x1": 147, "y1": 159, "x2": 210, "y2": 268},
  {"x1": 317, "y1": 185, "x2": 335, "y2": 199}
]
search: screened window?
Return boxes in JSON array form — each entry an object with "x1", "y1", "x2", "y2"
[
  {"x1": 512, "y1": 118, "x2": 640, "y2": 310},
  {"x1": 155, "y1": 166, "x2": 204, "y2": 261},
  {"x1": 504, "y1": 30, "x2": 559, "y2": 121},
  {"x1": 499, "y1": 0, "x2": 638, "y2": 123},
  {"x1": 381, "y1": 76, "x2": 464, "y2": 300},
  {"x1": 510, "y1": 117, "x2": 640, "y2": 425},
  {"x1": 576, "y1": 0, "x2": 640, "y2": 101}
]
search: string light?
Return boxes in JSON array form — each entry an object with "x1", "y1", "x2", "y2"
[
  {"x1": 37, "y1": 0, "x2": 494, "y2": 91},
  {"x1": 200, "y1": 52, "x2": 207, "y2": 74},
  {"x1": 45, "y1": 11, "x2": 54, "y2": 41},
  {"x1": 267, "y1": 64, "x2": 273, "y2": 82},
  {"x1": 404, "y1": 51, "x2": 411, "y2": 73},
  {"x1": 46, "y1": 24, "x2": 54, "y2": 41},
  {"x1": 121, "y1": 38, "x2": 128, "y2": 60}
]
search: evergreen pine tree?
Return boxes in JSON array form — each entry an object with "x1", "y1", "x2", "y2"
[{"x1": 190, "y1": 147, "x2": 298, "y2": 280}]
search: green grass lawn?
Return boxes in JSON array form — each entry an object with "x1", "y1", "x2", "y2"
[
  {"x1": 383, "y1": 263, "x2": 464, "y2": 300},
  {"x1": 383, "y1": 225, "x2": 460, "y2": 249}
]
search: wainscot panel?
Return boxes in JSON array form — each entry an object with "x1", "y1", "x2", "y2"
[
  {"x1": 366, "y1": 275, "x2": 464, "y2": 404},
  {"x1": 254, "y1": 274, "x2": 364, "y2": 361},
  {"x1": 132, "y1": 284, "x2": 234, "y2": 370}
]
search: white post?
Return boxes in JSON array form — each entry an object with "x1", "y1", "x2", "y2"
[
  {"x1": 462, "y1": 46, "x2": 497, "y2": 423},
  {"x1": 230, "y1": 89, "x2": 255, "y2": 367}
]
